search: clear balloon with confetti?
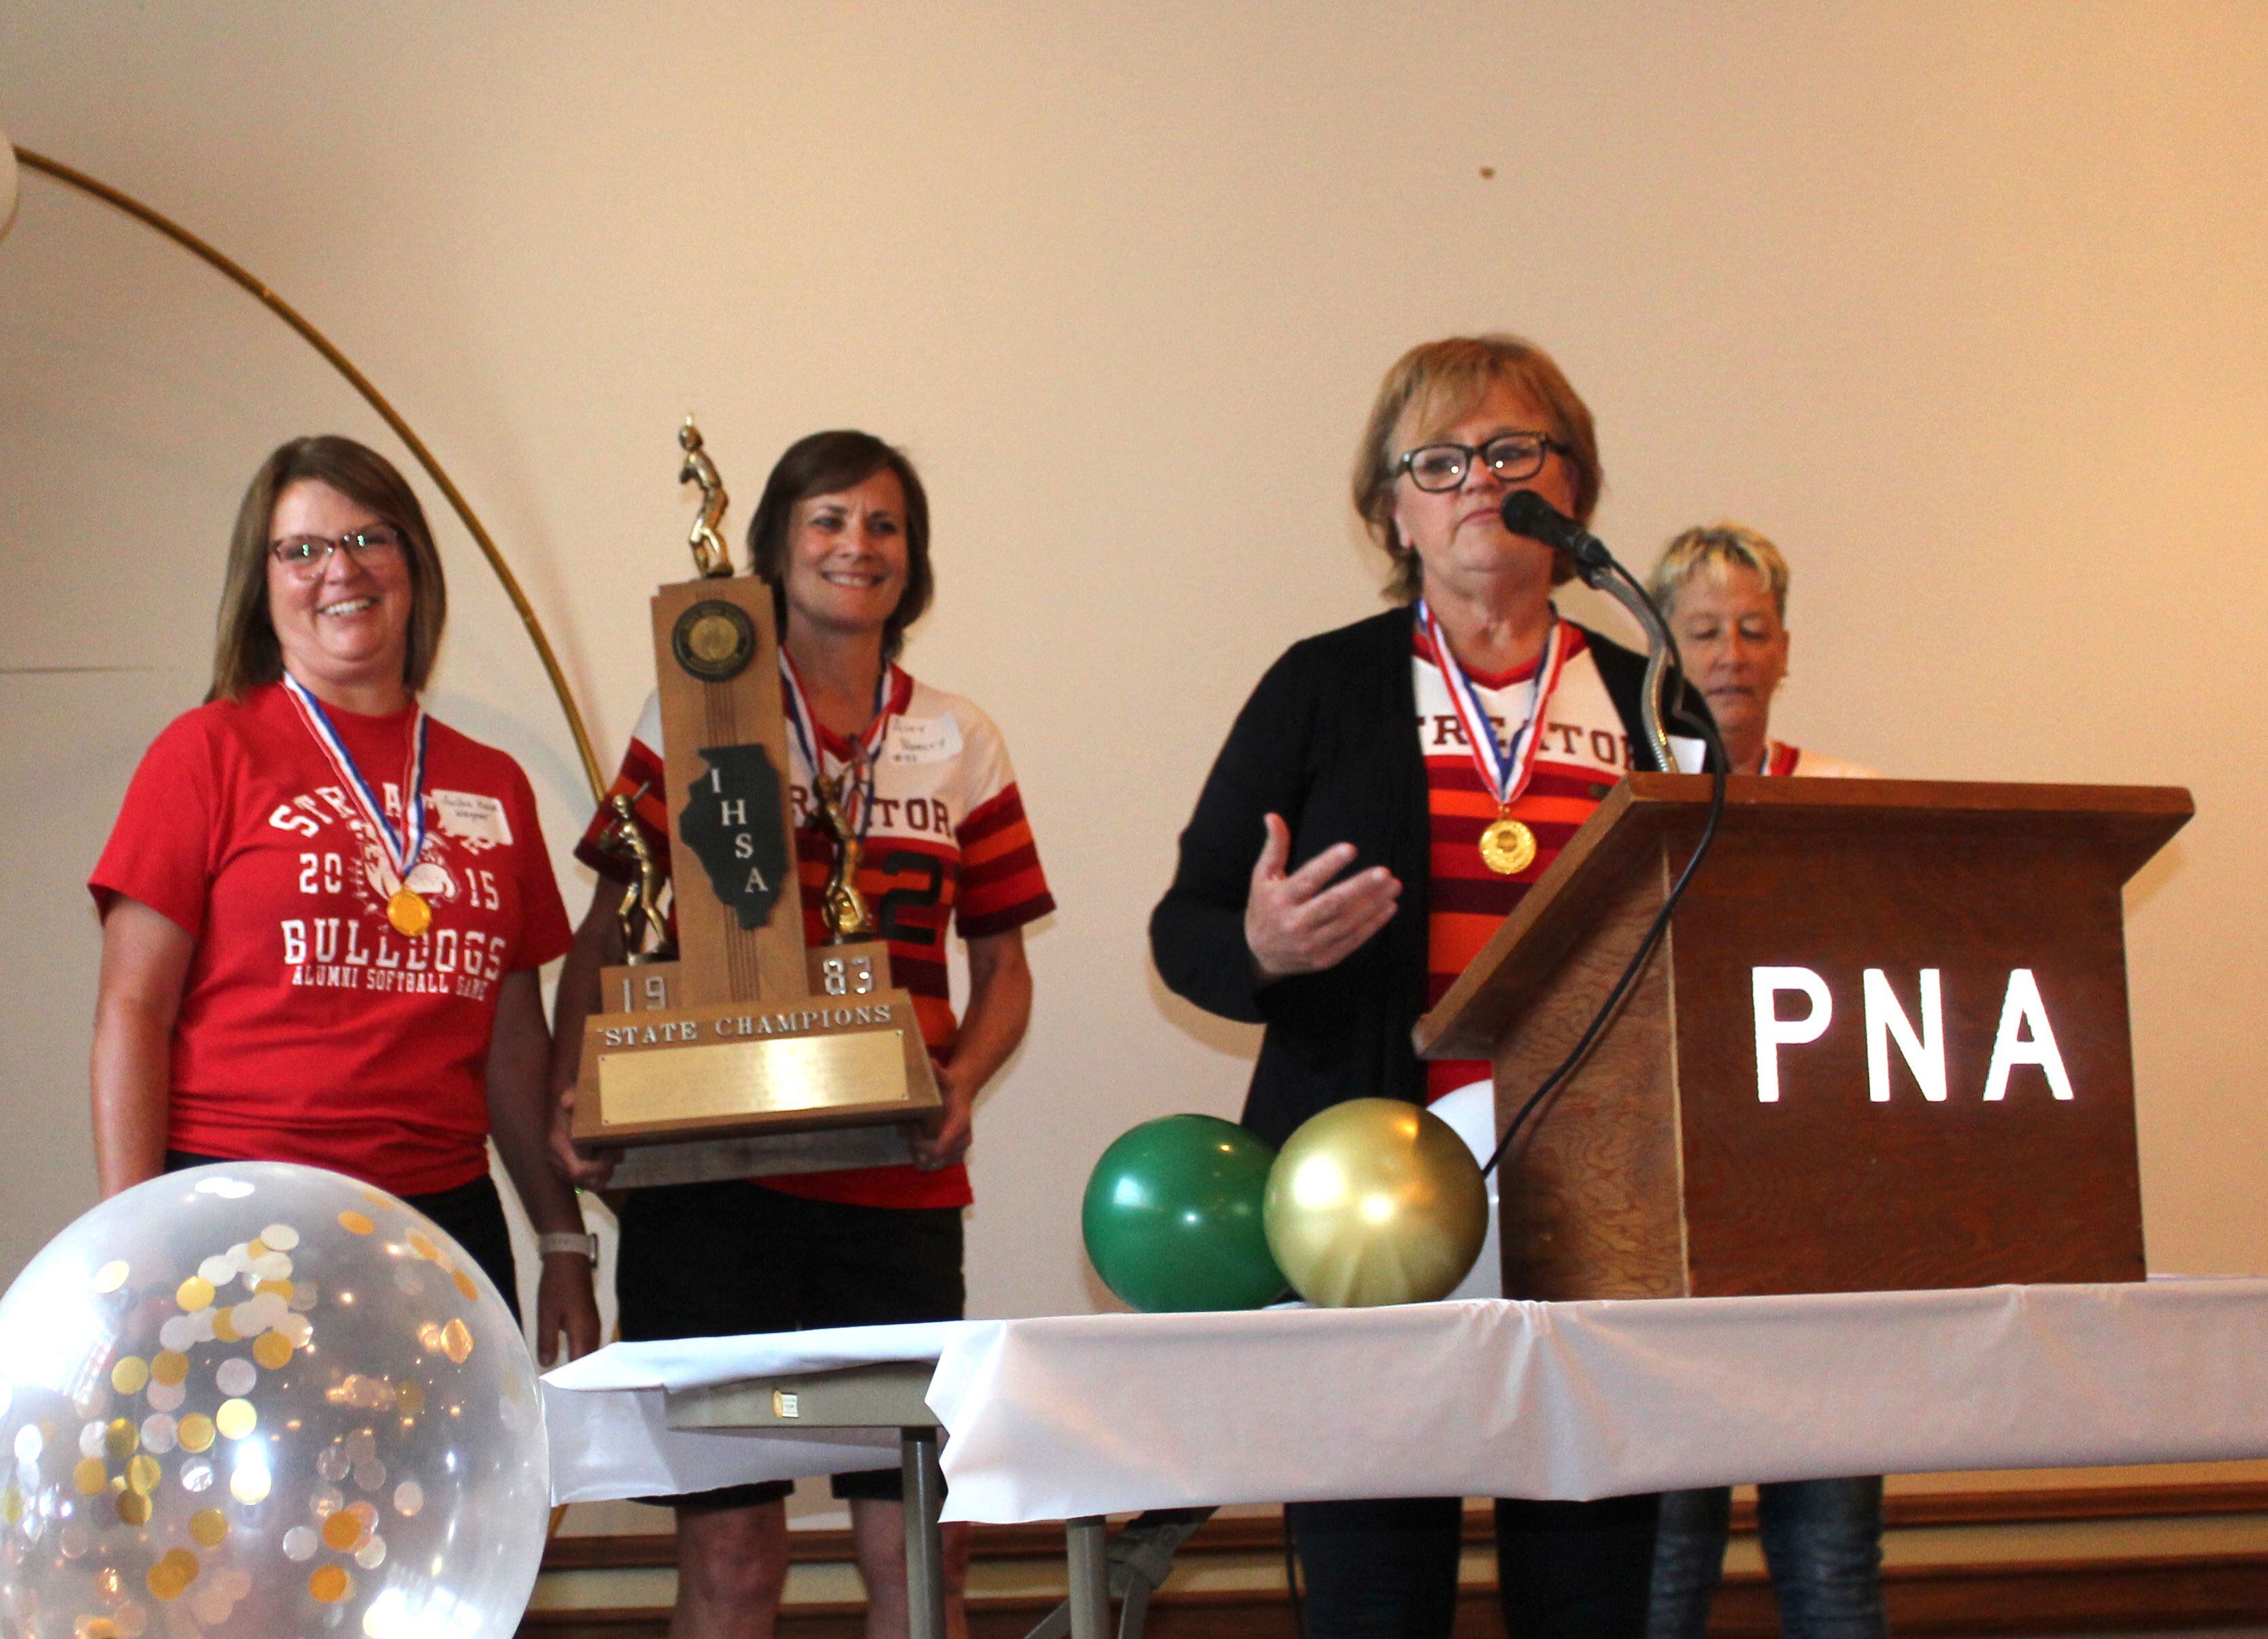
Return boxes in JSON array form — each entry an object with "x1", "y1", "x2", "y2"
[{"x1": 0, "y1": 1162, "x2": 547, "y2": 1639}]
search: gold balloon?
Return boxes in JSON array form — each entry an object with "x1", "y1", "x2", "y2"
[{"x1": 1263, "y1": 1098, "x2": 1490, "y2": 1307}]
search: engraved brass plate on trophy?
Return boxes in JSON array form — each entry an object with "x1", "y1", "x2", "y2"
[
  {"x1": 598, "y1": 1029, "x2": 912, "y2": 1129},
  {"x1": 671, "y1": 599, "x2": 756, "y2": 682}
]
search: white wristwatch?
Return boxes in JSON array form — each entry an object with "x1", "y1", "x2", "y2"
[{"x1": 537, "y1": 1231, "x2": 600, "y2": 1263}]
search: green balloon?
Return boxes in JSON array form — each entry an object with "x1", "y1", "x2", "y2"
[{"x1": 1082, "y1": 1114, "x2": 1287, "y2": 1312}]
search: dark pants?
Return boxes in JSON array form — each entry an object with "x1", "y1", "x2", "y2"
[
  {"x1": 1647, "y1": 1478, "x2": 1886, "y2": 1639},
  {"x1": 617, "y1": 1179, "x2": 966, "y2": 1506},
  {"x1": 163, "y1": 1150, "x2": 520, "y2": 1321},
  {"x1": 1288, "y1": 1493, "x2": 1659, "y2": 1639}
]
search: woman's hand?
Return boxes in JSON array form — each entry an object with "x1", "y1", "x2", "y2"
[
  {"x1": 549, "y1": 1089, "x2": 618, "y2": 1191},
  {"x1": 911, "y1": 1061, "x2": 974, "y2": 1172},
  {"x1": 1244, "y1": 813, "x2": 1401, "y2": 982},
  {"x1": 907, "y1": 927, "x2": 1032, "y2": 1172},
  {"x1": 534, "y1": 1253, "x2": 602, "y2": 1367},
  {"x1": 545, "y1": 885, "x2": 628, "y2": 1192}
]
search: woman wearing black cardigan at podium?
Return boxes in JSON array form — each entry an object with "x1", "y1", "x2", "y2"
[{"x1": 1151, "y1": 334, "x2": 1697, "y2": 1639}]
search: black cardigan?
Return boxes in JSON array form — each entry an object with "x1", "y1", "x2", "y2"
[{"x1": 1149, "y1": 605, "x2": 1695, "y2": 1148}]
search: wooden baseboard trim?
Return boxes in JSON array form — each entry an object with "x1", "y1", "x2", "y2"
[
  {"x1": 1722, "y1": 1551, "x2": 2268, "y2": 1636},
  {"x1": 541, "y1": 1478, "x2": 2268, "y2": 1572},
  {"x1": 529, "y1": 1481, "x2": 2268, "y2": 1636},
  {"x1": 522, "y1": 1551, "x2": 2268, "y2": 1638}
]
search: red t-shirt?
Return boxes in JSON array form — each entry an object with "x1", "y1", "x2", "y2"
[
  {"x1": 88, "y1": 682, "x2": 573, "y2": 1195},
  {"x1": 576, "y1": 668, "x2": 1055, "y2": 1209}
]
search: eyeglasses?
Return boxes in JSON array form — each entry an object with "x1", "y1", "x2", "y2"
[
  {"x1": 269, "y1": 526, "x2": 406, "y2": 576},
  {"x1": 1398, "y1": 433, "x2": 1564, "y2": 493}
]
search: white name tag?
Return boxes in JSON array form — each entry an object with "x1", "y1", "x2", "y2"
[
  {"x1": 888, "y1": 715, "x2": 962, "y2": 766},
  {"x1": 430, "y1": 789, "x2": 514, "y2": 846}
]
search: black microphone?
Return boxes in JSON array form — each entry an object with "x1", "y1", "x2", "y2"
[
  {"x1": 1496, "y1": 488, "x2": 1687, "y2": 774},
  {"x1": 1499, "y1": 489, "x2": 1612, "y2": 581}
]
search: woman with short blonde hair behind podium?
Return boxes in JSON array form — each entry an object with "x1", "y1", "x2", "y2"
[
  {"x1": 1647, "y1": 524, "x2": 1873, "y2": 780},
  {"x1": 1644, "y1": 520, "x2": 1883, "y2": 1639}
]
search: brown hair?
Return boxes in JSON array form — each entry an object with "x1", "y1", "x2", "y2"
[
  {"x1": 1351, "y1": 334, "x2": 1603, "y2": 602},
  {"x1": 209, "y1": 436, "x2": 446, "y2": 703},
  {"x1": 744, "y1": 430, "x2": 933, "y2": 661}
]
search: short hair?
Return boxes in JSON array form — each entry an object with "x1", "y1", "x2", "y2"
[
  {"x1": 744, "y1": 431, "x2": 933, "y2": 662},
  {"x1": 210, "y1": 436, "x2": 446, "y2": 703},
  {"x1": 1352, "y1": 334, "x2": 1603, "y2": 603},
  {"x1": 1649, "y1": 522, "x2": 1791, "y2": 622}
]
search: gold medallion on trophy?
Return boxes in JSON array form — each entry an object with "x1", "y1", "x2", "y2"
[{"x1": 1478, "y1": 815, "x2": 1537, "y2": 876}]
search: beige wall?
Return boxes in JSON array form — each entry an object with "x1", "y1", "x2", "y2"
[{"x1": 3, "y1": 2, "x2": 2265, "y2": 1336}]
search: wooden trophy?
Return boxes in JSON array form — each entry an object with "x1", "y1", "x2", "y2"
[{"x1": 570, "y1": 418, "x2": 940, "y2": 1189}]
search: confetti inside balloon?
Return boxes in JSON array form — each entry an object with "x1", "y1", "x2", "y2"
[{"x1": 0, "y1": 1163, "x2": 547, "y2": 1638}]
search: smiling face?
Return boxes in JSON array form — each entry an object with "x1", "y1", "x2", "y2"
[
  {"x1": 1389, "y1": 378, "x2": 1577, "y2": 611},
  {"x1": 1669, "y1": 562, "x2": 1791, "y2": 762},
  {"x1": 780, "y1": 468, "x2": 910, "y2": 642},
  {"x1": 264, "y1": 478, "x2": 414, "y2": 708}
]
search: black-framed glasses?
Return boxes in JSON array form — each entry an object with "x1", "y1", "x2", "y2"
[
  {"x1": 1398, "y1": 433, "x2": 1563, "y2": 493},
  {"x1": 269, "y1": 526, "x2": 406, "y2": 576}
]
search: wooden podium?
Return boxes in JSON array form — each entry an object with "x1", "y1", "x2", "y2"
[{"x1": 1414, "y1": 776, "x2": 2190, "y2": 1301}]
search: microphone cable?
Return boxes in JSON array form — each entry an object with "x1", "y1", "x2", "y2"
[{"x1": 1479, "y1": 555, "x2": 1731, "y2": 1180}]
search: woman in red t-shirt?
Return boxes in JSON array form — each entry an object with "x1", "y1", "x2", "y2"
[{"x1": 88, "y1": 435, "x2": 599, "y2": 1365}]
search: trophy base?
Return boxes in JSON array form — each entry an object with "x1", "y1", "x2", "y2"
[
  {"x1": 573, "y1": 944, "x2": 938, "y2": 1188},
  {"x1": 605, "y1": 1121, "x2": 920, "y2": 1189}
]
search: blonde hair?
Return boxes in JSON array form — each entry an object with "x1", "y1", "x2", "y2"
[
  {"x1": 210, "y1": 437, "x2": 446, "y2": 703},
  {"x1": 1351, "y1": 334, "x2": 1602, "y2": 603},
  {"x1": 1649, "y1": 522, "x2": 1790, "y2": 622}
]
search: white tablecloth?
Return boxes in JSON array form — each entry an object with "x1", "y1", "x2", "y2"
[{"x1": 541, "y1": 1278, "x2": 2268, "y2": 1523}]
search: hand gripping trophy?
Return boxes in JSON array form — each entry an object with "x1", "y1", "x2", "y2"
[{"x1": 569, "y1": 420, "x2": 940, "y2": 1187}]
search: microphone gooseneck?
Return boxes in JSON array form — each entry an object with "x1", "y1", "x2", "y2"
[
  {"x1": 1498, "y1": 489, "x2": 1677, "y2": 774},
  {"x1": 1477, "y1": 489, "x2": 1732, "y2": 1180}
]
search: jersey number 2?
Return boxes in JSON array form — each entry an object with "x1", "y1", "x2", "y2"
[{"x1": 875, "y1": 851, "x2": 945, "y2": 946}]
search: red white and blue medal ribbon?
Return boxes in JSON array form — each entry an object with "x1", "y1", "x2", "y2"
[
  {"x1": 778, "y1": 652, "x2": 890, "y2": 844},
  {"x1": 1417, "y1": 599, "x2": 1569, "y2": 876},
  {"x1": 280, "y1": 672, "x2": 434, "y2": 936}
]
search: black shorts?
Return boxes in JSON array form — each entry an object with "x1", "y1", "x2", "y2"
[{"x1": 616, "y1": 1179, "x2": 965, "y2": 1508}]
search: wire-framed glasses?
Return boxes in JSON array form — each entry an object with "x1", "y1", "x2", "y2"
[{"x1": 1398, "y1": 433, "x2": 1563, "y2": 493}]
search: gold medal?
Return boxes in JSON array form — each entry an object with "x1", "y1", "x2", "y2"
[
  {"x1": 386, "y1": 889, "x2": 433, "y2": 938},
  {"x1": 1478, "y1": 816, "x2": 1537, "y2": 876}
]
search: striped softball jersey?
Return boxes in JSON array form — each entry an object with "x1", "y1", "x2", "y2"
[{"x1": 1416, "y1": 620, "x2": 1634, "y2": 1101}]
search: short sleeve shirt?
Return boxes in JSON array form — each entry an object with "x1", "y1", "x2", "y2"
[
  {"x1": 1765, "y1": 742, "x2": 1878, "y2": 779},
  {"x1": 89, "y1": 682, "x2": 573, "y2": 1195}
]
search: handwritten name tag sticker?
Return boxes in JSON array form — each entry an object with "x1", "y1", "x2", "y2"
[
  {"x1": 429, "y1": 789, "x2": 514, "y2": 846},
  {"x1": 888, "y1": 714, "x2": 963, "y2": 766}
]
